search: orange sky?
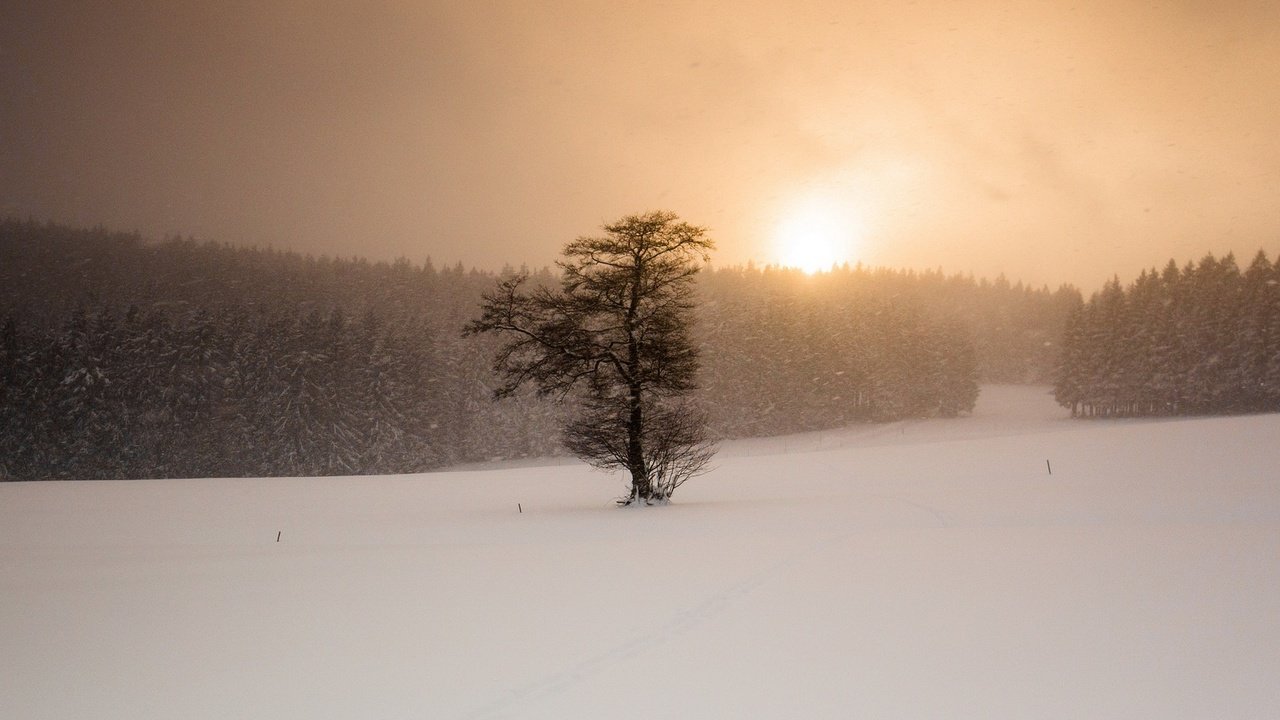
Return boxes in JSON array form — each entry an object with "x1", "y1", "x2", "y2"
[{"x1": 2, "y1": 1, "x2": 1278, "y2": 289}]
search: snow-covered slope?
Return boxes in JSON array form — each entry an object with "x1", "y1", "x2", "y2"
[{"x1": 3, "y1": 386, "x2": 1278, "y2": 719}]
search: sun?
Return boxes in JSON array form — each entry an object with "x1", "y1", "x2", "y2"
[{"x1": 774, "y1": 196, "x2": 861, "y2": 274}]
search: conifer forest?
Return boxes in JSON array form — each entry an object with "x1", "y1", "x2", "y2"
[
  {"x1": 1054, "y1": 251, "x2": 1280, "y2": 417},
  {"x1": 0, "y1": 216, "x2": 1204, "y2": 481}
]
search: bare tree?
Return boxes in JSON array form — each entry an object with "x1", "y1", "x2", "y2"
[
  {"x1": 465, "y1": 211, "x2": 716, "y2": 504},
  {"x1": 563, "y1": 397, "x2": 716, "y2": 502}
]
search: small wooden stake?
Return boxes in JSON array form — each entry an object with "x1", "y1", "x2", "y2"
[
  {"x1": 276, "y1": 531, "x2": 282, "y2": 542},
  {"x1": 518, "y1": 503, "x2": 523, "y2": 513},
  {"x1": 1046, "y1": 460, "x2": 1052, "y2": 475}
]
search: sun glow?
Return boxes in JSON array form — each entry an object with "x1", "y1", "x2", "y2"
[{"x1": 774, "y1": 196, "x2": 862, "y2": 274}]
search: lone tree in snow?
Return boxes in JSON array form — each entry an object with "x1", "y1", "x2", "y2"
[{"x1": 466, "y1": 211, "x2": 717, "y2": 504}]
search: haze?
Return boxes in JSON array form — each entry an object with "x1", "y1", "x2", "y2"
[{"x1": 3, "y1": 1, "x2": 1278, "y2": 289}]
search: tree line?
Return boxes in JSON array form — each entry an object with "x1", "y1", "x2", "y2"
[
  {"x1": 697, "y1": 266, "x2": 982, "y2": 436},
  {"x1": 1, "y1": 218, "x2": 1077, "y2": 480},
  {"x1": 1055, "y1": 251, "x2": 1280, "y2": 417}
]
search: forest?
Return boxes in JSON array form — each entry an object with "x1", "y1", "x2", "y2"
[
  {"x1": 1055, "y1": 251, "x2": 1280, "y2": 417},
  {"x1": 1, "y1": 218, "x2": 1078, "y2": 480}
]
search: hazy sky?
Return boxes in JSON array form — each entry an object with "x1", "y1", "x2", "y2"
[{"x1": 3, "y1": 1, "x2": 1278, "y2": 288}]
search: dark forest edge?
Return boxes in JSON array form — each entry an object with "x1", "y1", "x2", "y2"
[
  {"x1": 1055, "y1": 251, "x2": 1280, "y2": 417},
  {"x1": 2, "y1": 217, "x2": 1079, "y2": 480}
]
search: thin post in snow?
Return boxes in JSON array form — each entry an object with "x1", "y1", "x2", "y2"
[
  {"x1": 1046, "y1": 459, "x2": 1052, "y2": 475},
  {"x1": 276, "y1": 530, "x2": 281, "y2": 543},
  {"x1": 518, "y1": 503, "x2": 522, "y2": 513}
]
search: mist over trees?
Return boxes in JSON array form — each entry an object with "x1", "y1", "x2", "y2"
[
  {"x1": 2, "y1": 218, "x2": 1076, "y2": 481},
  {"x1": 1055, "y1": 251, "x2": 1280, "y2": 417},
  {"x1": 695, "y1": 265, "x2": 1079, "y2": 436}
]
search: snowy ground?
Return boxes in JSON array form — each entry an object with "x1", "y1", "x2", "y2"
[{"x1": 3, "y1": 386, "x2": 1279, "y2": 719}]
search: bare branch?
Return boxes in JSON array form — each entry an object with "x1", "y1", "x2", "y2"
[{"x1": 466, "y1": 211, "x2": 717, "y2": 503}]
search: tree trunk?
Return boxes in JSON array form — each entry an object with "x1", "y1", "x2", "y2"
[
  {"x1": 624, "y1": 253, "x2": 650, "y2": 503},
  {"x1": 626, "y1": 382, "x2": 649, "y2": 502}
]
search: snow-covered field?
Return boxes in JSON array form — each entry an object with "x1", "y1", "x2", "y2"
[{"x1": 3, "y1": 385, "x2": 1279, "y2": 719}]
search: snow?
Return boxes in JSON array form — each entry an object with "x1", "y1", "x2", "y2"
[{"x1": 3, "y1": 385, "x2": 1279, "y2": 719}]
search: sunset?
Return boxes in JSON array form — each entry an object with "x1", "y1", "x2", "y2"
[
  {"x1": 3, "y1": 1, "x2": 1279, "y2": 287},
  {"x1": 4, "y1": 3, "x2": 1280, "y2": 718},
  {"x1": 772, "y1": 192, "x2": 866, "y2": 272}
]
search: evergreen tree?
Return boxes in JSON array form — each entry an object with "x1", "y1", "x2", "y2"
[{"x1": 1056, "y1": 251, "x2": 1279, "y2": 418}]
